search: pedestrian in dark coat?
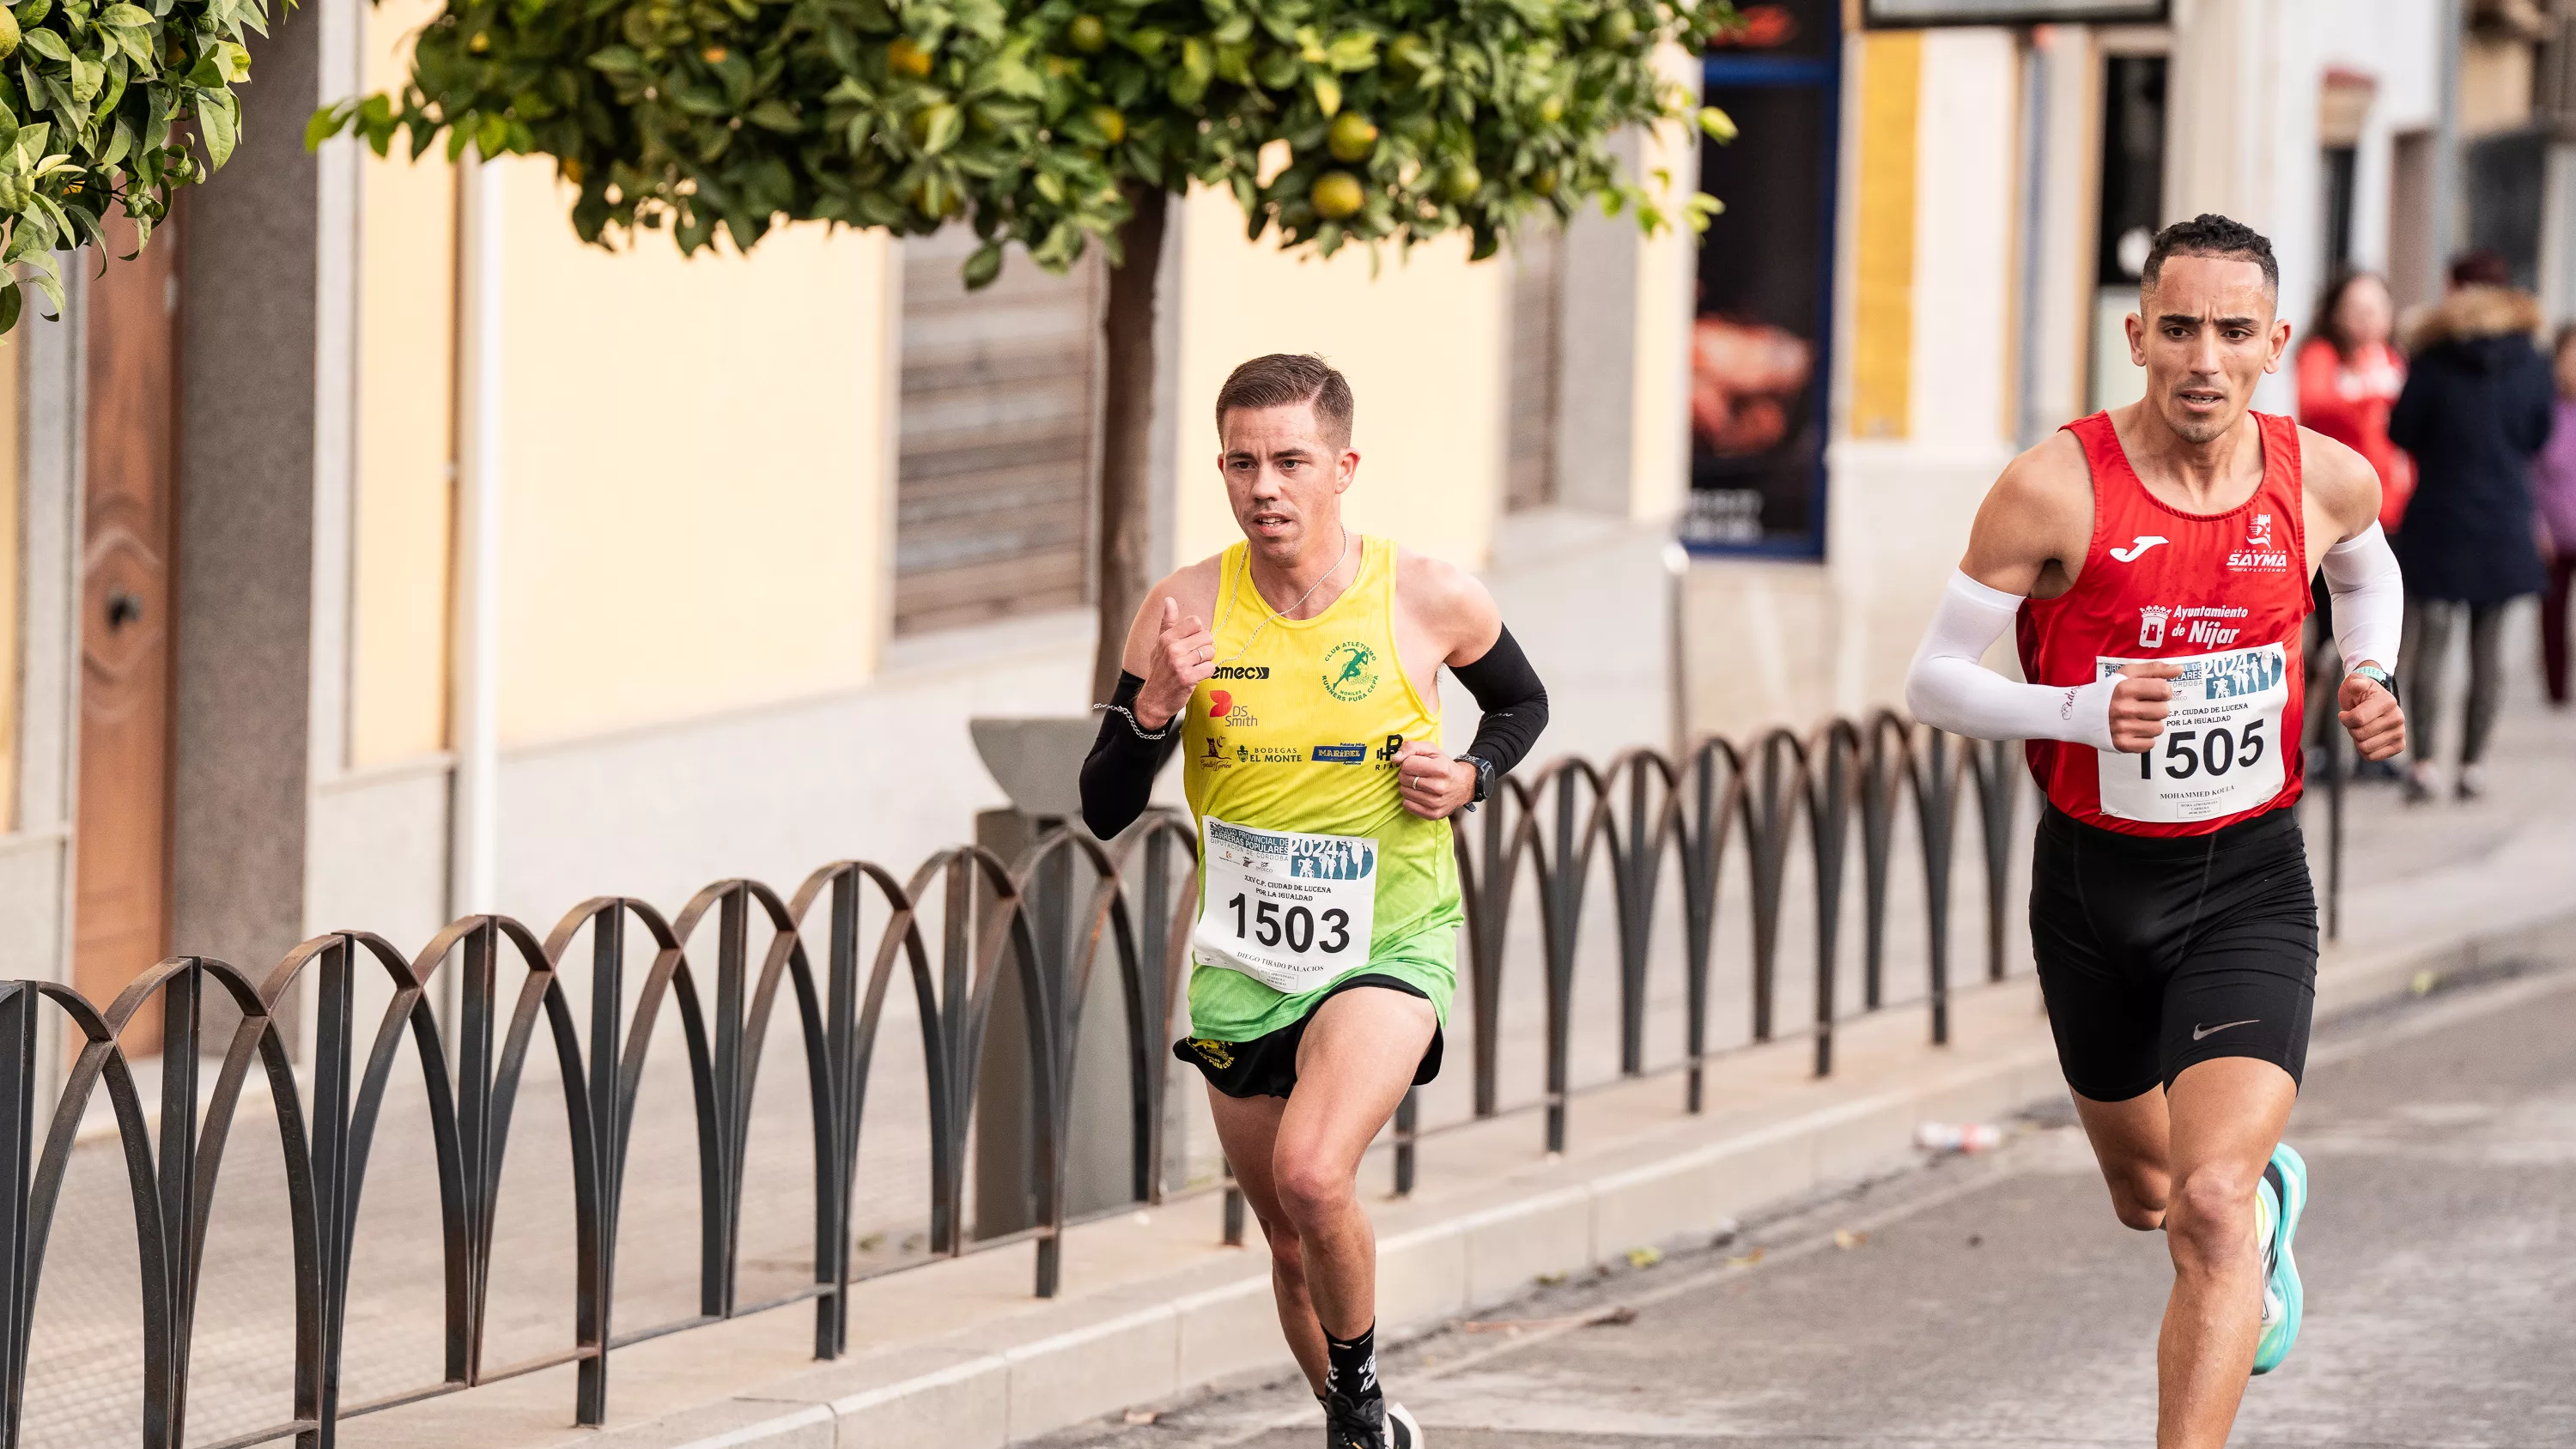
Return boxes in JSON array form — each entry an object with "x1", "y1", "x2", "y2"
[{"x1": 2386, "y1": 252, "x2": 2555, "y2": 802}]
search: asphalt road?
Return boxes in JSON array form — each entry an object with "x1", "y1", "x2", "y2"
[{"x1": 1035, "y1": 958, "x2": 2576, "y2": 1449}]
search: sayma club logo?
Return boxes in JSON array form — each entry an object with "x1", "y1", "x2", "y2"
[{"x1": 2227, "y1": 512, "x2": 2290, "y2": 571}]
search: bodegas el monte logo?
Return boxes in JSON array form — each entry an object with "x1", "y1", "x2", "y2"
[{"x1": 1321, "y1": 640, "x2": 1380, "y2": 702}]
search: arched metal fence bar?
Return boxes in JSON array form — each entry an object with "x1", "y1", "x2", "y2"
[
  {"x1": 1428, "y1": 719, "x2": 2029, "y2": 1168},
  {"x1": 0, "y1": 718, "x2": 2252, "y2": 1449}
]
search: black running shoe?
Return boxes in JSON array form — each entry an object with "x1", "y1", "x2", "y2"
[{"x1": 1324, "y1": 1391, "x2": 1423, "y2": 1447}]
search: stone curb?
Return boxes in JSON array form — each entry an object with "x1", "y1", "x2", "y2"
[{"x1": 590, "y1": 901, "x2": 2575, "y2": 1449}]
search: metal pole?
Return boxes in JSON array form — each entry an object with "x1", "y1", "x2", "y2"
[
  {"x1": 447, "y1": 154, "x2": 507, "y2": 1036},
  {"x1": 2428, "y1": 0, "x2": 2464, "y2": 300},
  {"x1": 1664, "y1": 540, "x2": 1690, "y2": 754}
]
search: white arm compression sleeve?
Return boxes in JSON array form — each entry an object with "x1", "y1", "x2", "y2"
[
  {"x1": 1904, "y1": 571, "x2": 2117, "y2": 749},
  {"x1": 2321, "y1": 523, "x2": 2403, "y2": 675}
]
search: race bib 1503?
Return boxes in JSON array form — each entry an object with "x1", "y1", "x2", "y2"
[
  {"x1": 1192, "y1": 815, "x2": 1377, "y2": 995},
  {"x1": 2093, "y1": 643, "x2": 2290, "y2": 824}
]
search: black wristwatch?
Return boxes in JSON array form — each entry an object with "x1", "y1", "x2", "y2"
[
  {"x1": 1457, "y1": 752, "x2": 1496, "y2": 805},
  {"x1": 2348, "y1": 663, "x2": 2397, "y2": 704}
]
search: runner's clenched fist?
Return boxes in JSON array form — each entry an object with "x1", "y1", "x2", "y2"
[
  {"x1": 2108, "y1": 660, "x2": 2183, "y2": 754},
  {"x1": 2336, "y1": 666, "x2": 2405, "y2": 761},
  {"x1": 1134, "y1": 597, "x2": 1217, "y2": 730},
  {"x1": 1392, "y1": 738, "x2": 1476, "y2": 819}
]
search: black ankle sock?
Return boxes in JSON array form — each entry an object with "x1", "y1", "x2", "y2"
[{"x1": 1323, "y1": 1322, "x2": 1380, "y2": 1404}]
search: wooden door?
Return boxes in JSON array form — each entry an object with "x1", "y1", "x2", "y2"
[{"x1": 75, "y1": 212, "x2": 179, "y2": 1052}]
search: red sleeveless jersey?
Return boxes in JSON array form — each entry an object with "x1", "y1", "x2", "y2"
[{"x1": 2015, "y1": 410, "x2": 2310, "y2": 837}]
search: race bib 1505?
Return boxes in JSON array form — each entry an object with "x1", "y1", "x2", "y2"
[
  {"x1": 2093, "y1": 643, "x2": 2290, "y2": 824},
  {"x1": 1192, "y1": 815, "x2": 1377, "y2": 995}
]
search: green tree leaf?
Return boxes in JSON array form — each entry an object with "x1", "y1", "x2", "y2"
[{"x1": 196, "y1": 90, "x2": 235, "y2": 167}]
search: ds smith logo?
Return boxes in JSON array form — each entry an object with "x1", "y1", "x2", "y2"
[
  {"x1": 2227, "y1": 513, "x2": 2291, "y2": 571},
  {"x1": 1206, "y1": 689, "x2": 1257, "y2": 727}
]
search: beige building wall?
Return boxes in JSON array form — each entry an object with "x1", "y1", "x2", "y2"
[
  {"x1": 1171, "y1": 185, "x2": 1510, "y2": 573},
  {"x1": 348, "y1": 0, "x2": 459, "y2": 767},
  {"x1": 1626, "y1": 45, "x2": 1706, "y2": 525},
  {"x1": 492, "y1": 173, "x2": 896, "y2": 748}
]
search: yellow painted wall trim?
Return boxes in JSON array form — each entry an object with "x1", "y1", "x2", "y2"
[
  {"x1": 1848, "y1": 30, "x2": 1919, "y2": 441},
  {"x1": 349, "y1": 0, "x2": 462, "y2": 767}
]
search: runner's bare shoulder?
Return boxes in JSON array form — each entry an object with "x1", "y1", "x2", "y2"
[
  {"x1": 1962, "y1": 430, "x2": 2096, "y2": 596},
  {"x1": 1393, "y1": 547, "x2": 1501, "y2": 662},
  {"x1": 1151, "y1": 553, "x2": 1225, "y2": 621},
  {"x1": 2291, "y1": 424, "x2": 2384, "y2": 543}
]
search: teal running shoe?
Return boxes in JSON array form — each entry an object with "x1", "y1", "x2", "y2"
[{"x1": 2251, "y1": 1143, "x2": 2307, "y2": 1375}]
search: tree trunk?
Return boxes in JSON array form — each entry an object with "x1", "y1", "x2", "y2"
[{"x1": 1092, "y1": 183, "x2": 1170, "y2": 705}]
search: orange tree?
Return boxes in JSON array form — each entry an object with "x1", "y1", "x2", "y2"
[
  {"x1": 315, "y1": 0, "x2": 1736, "y2": 694},
  {"x1": 0, "y1": 0, "x2": 272, "y2": 330}
]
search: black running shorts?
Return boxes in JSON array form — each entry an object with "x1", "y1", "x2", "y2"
[
  {"x1": 1173, "y1": 973, "x2": 1444, "y2": 1100},
  {"x1": 2030, "y1": 803, "x2": 2317, "y2": 1102}
]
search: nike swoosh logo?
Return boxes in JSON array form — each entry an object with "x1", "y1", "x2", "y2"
[
  {"x1": 2109, "y1": 536, "x2": 2170, "y2": 562},
  {"x1": 2193, "y1": 1018, "x2": 2259, "y2": 1041}
]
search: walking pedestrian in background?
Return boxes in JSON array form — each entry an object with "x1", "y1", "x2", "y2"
[
  {"x1": 2299, "y1": 270, "x2": 2412, "y2": 532},
  {"x1": 2386, "y1": 252, "x2": 2555, "y2": 802},
  {"x1": 2299, "y1": 270, "x2": 2411, "y2": 779},
  {"x1": 2532, "y1": 324, "x2": 2576, "y2": 707}
]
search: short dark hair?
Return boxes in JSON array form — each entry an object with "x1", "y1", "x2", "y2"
[
  {"x1": 2450, "y1": 251, "x2": 2510, "y2": 288},
  {"x1": 1215, "y1": 354, "x2": 1354, "y2": 447},
  {"x1": 2141, "y1": 214, "x2": 2280, "y2": 296}
]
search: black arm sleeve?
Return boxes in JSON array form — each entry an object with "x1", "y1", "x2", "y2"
[
  {"x1": 1079, "y1": 672, "x2": 1183, "y2": 839},
  {"x1": 1450, "y1": 624, "x2": 1549, "y2": 778}
]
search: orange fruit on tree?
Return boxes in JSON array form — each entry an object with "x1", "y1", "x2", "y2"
[
  {"x1": 1310, "y1": 170, "x2": 1364, "y2": 220},
  {"x1": 1327, "y1": 112, "x2": 1378, "y2": 162}
]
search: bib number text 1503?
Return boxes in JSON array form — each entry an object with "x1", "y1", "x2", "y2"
[{"x1": 1225, "y1": 894, "x2": 1352, "y2": 955}]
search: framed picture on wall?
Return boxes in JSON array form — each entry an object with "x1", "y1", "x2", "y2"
[{"x1": 1684, "y1": 0, "x2": 1841, "y2": 556}]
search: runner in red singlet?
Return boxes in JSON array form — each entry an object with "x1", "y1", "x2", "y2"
[
  {"x1": 1904, "y1": 215, "x2": 2406, "y2": 1449},
  {"x1": 2018, "y1": 408, "x2": 2313, "y2": 834}
]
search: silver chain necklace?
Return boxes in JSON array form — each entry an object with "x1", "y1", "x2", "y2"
[{"x1": 1212, "y1": 525, "x2": 1353, "y2": 667}]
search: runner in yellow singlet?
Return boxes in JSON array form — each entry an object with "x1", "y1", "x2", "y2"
[{"x1": 1080, "y1": 355, "x2": 1551, "y2": 1449}]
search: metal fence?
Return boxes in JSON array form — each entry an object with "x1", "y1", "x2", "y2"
[{"x1": 0, "y1": 709, "x2": 2348, "y2": 1449}]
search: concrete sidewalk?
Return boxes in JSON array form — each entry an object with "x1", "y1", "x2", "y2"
[{"x1": 20, "y1": 696, "x2": 2575, "y2": 1449}]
